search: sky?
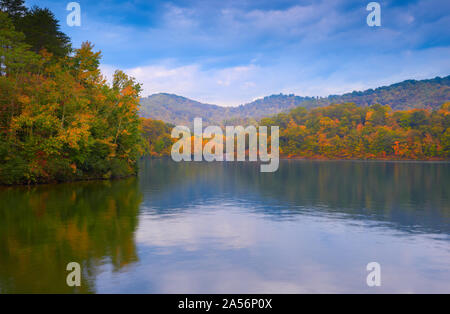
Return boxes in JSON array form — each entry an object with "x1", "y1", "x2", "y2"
[{"x1": 26, "y1": 0, "x2": 450, "y2": 106}]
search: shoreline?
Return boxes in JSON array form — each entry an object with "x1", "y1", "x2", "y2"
[
  {"x1": 279, "y1": 155, "x2": 449, "y2": 162},
  {"x1": 0, "y1": 173, "x2": 138, "y2": 188},
  {"x1": 2, "y1": 156, "x2": 449, "y2": 187}
]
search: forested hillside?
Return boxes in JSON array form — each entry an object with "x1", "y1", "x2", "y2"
[
  {"x1": 139, "y1": 93, "x2": 225, "y2": 126},
  {"x1": 140, "y1": 101, "x2": 450, "y2": 160},
  {"x1": 312, "y1": 76, "x2": 450, "y2": 110},
  {"x1": 261, "y1": 103, "x2": 450, "y2": 159},
  {"x1": 0, "y1": 2, "x2": 145, "y2": 185},
  {"x1": 140, "y1": 76, "x2": 450, "y2": 126},
  {"x1": 139, "y1": 93, "x2": 315, "y2": 125}
]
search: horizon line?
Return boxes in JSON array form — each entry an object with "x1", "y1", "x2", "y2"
[{"x1": 139, "y1": 74, "x2": 449, "y2": 108}]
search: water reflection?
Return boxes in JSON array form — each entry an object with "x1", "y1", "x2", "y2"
[
  {"x1": 0, "y1": 178, "x2": 141, "y2": 293},
  {"x1": 139, "y1": 159, "x2": 450, "y2": 235},
  {"x1": 0, "y1": 159, "x2": 449, "y2": 293},
  {"x1": 123, "y1": 159, "x2": 449, "y2": 293}
]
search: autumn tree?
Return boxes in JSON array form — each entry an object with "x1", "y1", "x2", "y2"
[
  {"x1": 0, "y1": 12, "x2": 145, "y2": 184},
  {"x1": 262, "y1": 102, "x2": 449, "y2": 160}
]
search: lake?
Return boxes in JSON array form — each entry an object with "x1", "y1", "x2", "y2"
[{"x1": 0, "y1": 158, "x2": 449, "y2": 293}]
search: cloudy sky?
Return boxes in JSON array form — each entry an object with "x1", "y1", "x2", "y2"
[{"x1": 27, "y1": 0, "x2": 450, "y2": 106}]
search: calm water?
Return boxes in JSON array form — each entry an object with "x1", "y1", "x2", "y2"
[{"x1": 0, "y1": 159, "x2": 449, "y2": 293}]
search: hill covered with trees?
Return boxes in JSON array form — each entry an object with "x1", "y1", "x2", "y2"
[
  {"x1": 312, "y1": 76, "x2": 450, "y2": 110},
  {"x1": 139, "y1": 93, "x2": 317, "y2": 126},
  {"x1": 261, "y1": 103, "x2": 450, "y2": 160},
  {"x1": 140, "y1": 76, "x2": 450, "y2": 126},
  {"x1": 139, "y1": 93, "x2": 226, "y2": 126},
  {"x1": 0, "y1": 2, "x2": 145, "y2": 185},
  {"x1": 140, "y1": 102, "x2": 450, "y2": 161}
]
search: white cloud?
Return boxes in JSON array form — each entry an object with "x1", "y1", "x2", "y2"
[
  {"x1": 101, "y1": 62, "x2": 267, "y2": 106},
  {"x1": 93, "y1": 0, "x2": 450, "y2": 106},
  {"x1": 100, "y1": 44, "x2": 450, "y2": 107}
]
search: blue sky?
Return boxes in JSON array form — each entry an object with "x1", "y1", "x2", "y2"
[{"x1": 26, "y1": 0, "x2": 450, "y2": 106}]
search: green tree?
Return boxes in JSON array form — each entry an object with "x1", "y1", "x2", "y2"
[
  {"x1": 0, "y1": 0, "x2": 27, "y2": 20},
  {"x1": 17, "y1": 6, "x2": 71, "y2": 58}
]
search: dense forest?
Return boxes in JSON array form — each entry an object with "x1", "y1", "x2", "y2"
[
  {"x1": 0, "y1": 1, "x2": 145, "y2": 184},
  {"x1": 261, "y1": 103, "x2": 450, "y2": 159},
  {"x1": 139, "y1": 102, "x2": 450, "y2": 160},
  {"x1": 141, "y1": 118, "x2": 173, "y2": 157}
]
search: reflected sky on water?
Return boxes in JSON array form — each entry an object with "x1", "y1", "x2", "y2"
[{"x1": 1, "y1": 159, "x2": 449, "y2": 293}]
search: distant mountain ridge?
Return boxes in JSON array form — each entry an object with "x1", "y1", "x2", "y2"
[
  {"x1": 139, "y1": 93, "x2": 224, "y2": 126},
  {"x1": 139, "y1": 75, "x2": 450, "y2": 125}
]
